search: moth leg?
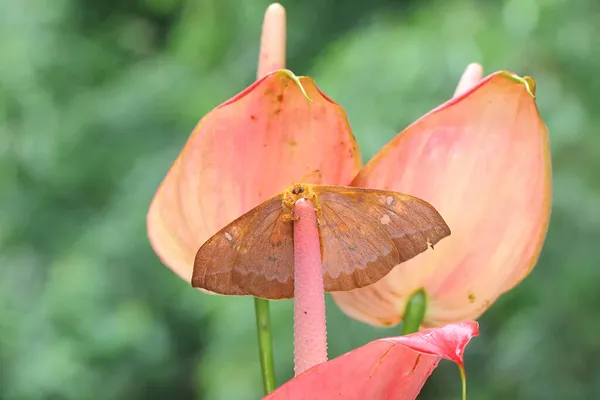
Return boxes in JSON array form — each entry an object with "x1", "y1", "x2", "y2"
[
  {"x1": 282, "y1": 213, "x2": 299, "y2": 222},
  {"x1": 281, "y1": 191, "x2": 298, "y2": 221},
  {"x1": 313, "y1": 205, "x2": 322, "y2": 218},
  {"x1": 304, "y1": 190, "x2": 322, "y2": 218}
]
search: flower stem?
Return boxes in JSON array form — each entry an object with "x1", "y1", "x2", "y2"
[
  {"x1": 293, "y1": 199, "x2": 328, "y2": 375},
  {"x1": 458, "y1": 364, "x2": 467, "y2": 400},
  {"x1": 254, "y1": 297, "x2": 276, "y2": 394},
  {"x1": 401, "y1": 289, "x2": 427, "y2": 335}
]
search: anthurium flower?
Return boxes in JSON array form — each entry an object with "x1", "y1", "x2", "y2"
[
  {"x1": 264, "y1": 321, "x2": 479, "y2": 400},
  {"x1": 147, "y1": 69, "x2": 361, "y2": 281},
  {"x1": 148, "y1": 67, "x2": 550, "y2": 329},
  {"x1": 332, "y1": 72, "x2": 552, "y2": 327}
]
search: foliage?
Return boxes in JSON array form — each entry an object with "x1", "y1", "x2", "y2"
[{"x1": 1, "y1": 0, "x2": 599, "y2": 399}]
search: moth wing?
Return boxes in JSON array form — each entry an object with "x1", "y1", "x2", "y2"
[
  {"x1": 192, "y1": 193, "x2": 295, "y2": 299},
  {"x1": 314, "y1": 186, "x2": 451, "y2": 292}
]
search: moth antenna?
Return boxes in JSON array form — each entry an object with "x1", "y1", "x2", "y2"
[{"x1": 299, "y1": 169, "x2": 322, "y2": 185}]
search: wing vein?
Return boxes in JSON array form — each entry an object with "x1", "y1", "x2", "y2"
[{"x1": 323, "y1": 196, "x2": 400, "y2": 261}]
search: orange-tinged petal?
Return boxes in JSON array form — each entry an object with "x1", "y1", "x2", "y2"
[
  {"x1": 264, "y1": 321, "x2": 479, "y2": 400},
  {"x1": 148, "y1": 69, "x2": 361, "y2": 281},
  {"x1": 333, "y1": 72, "x2": 551, "y2": 327}
]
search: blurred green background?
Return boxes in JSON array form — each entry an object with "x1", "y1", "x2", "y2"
[{"x1": 2, "y1": 0, "x2": 599, "y2": 399}]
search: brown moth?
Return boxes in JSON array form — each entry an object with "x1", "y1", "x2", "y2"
[{"x1": 192, "y1": 183, "x2": 450, "y2": 299}]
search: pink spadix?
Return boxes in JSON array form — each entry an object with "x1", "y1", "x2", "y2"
[{"x1": 293, "y1": 198, "x2": 328, "y2": 375}]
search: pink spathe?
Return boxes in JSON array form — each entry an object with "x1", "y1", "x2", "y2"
[
  {"x1": 147, "y1": 70, "x2": 361, "y2": 282},
  {"x1": 332, "y1": 73, "x2": 551, "y2": 327},
  {"x1": 264, "y1": 321, "x2": 479, "y2": 400}
]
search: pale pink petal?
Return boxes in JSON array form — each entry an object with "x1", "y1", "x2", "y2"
[
  {"x1": 148, "y1": 70, "x2": 361, "y2": 281},
  {"x1": 333, "y1": 72, "x2": 551, "y2": 327},
  {"x1": 264, "y1": 321, "x2": 479, "y2": 400}
]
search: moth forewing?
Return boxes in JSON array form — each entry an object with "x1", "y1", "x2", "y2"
[{"x1": 191, "y1": 183, "x2": 451, "y2": 299}]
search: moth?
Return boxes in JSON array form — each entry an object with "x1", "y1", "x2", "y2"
[{"x1": 192, "y1": 183, "x2": 450, "y2": 299}]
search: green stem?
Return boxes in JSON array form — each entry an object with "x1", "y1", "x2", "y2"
[
  {"x1": 401, "y1": 289, "x2": 427, "y2": 335},
  {"x1": 254, "y1": 297, "x2": 276, "y2": 394},
  {"x1": 458, "y1": 364, "x2": 467, "y2": 400}
]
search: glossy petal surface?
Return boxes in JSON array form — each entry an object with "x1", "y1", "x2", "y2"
[
  {"x1": 148, "y1": 70, "x2": 361, "y2": 280},
  {"x1": 264, "y1": 321, "x2": 479, "y2": 400},
  {"x1": 333, "y1": 72, "x2": 551, "y2": 327}
]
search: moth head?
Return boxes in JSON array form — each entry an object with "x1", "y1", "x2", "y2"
[{"x1": 291, "y1": 184, "x2": 305, "y2": 195}]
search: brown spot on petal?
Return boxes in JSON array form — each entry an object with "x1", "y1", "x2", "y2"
[
  {"x1": 480, "y1": 299, "x2": 491, "y2": 311},
  {"x1": 411, "y1": 354, "x2": 422, "y2": 373},
  {"x1": 468, "y1": 292, "x2": 476, "y2": 303},
  {"x1": 369, "y1": 345, "x2": 395, "y2": 378},
  {"x1": 378, "y1": 319, "x2": 395, "y2": 327}
]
